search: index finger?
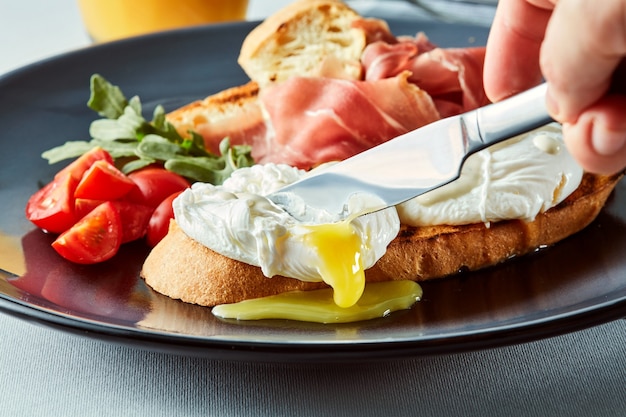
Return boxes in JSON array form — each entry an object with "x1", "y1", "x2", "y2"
[
  {"x1": 540, "y1": 0, "x2": 626, "y2": 122},
  {"x1": 483, "y1": 0, "x2": 554, "y2": 102}
]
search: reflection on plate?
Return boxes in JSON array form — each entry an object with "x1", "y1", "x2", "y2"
[{"x1": 0, "y1": 19, "x2": 625, "y2": 362}]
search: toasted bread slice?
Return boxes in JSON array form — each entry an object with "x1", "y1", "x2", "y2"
[
  {"x1": 142, "y1": 221, "x2": 327, "y2": 307},
  {"x1": 165, "y1": 82, "x2": 262, "y2": 153},
  {"x1": 165, "y1": 0, "x2": 388, "y2": 151},
  {"x1": 166, "y1": 82, "x2": 260, "y2": 135},
  {"x1": 141, "y1": 172, "x2": 622, "y2": 307},
  {"x1": 368, "y1": 172, "x2": 623, "y2": 282},
  {"x1": 238, "y1": 0, "x2": 367, "y2": 86}
]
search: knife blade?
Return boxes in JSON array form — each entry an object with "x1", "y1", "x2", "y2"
[{"x1": 268, "y1": 83, "x2": 553, "y2": 220}]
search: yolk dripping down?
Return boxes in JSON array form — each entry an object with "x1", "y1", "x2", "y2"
[
  {"x1": 210, "y1": 214, "x2": 423, "y2": 323},
  {"x1": 303, "y1": 218, "x2": 364, "y2": 308}
]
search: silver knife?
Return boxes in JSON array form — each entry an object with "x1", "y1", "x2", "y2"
[{"x1": 268, "y1": 83, "x2": 553, "y2": 220}]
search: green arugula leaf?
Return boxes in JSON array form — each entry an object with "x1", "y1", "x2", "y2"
[
  {"x1": 136, "y1": 134, "x2": 185, "y2": 160},
  {"x1": 120, "y1": 157, "x2": 155, "y2": 174},
  {"x1": 41, "y1": 141, "x2": 96, "y2": 164},
  {"x1": 87, "y1": 74, "x2": 128, "y2": 119},
  {"x1": 42, "y1": 74, "x2": 255, "y2": 186},
  {"x1": 91, "y1": 139, "x2": 140, "y2": 159},
  {"x1": 151, "y1": 105, "x2": 167, "y2": 129}
]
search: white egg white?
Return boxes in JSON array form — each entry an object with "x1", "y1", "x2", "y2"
[
  {"x1": 174, "y1": 124, "x2": 583, "y2": 285},
  {"x1": 397, "y1": 124, "x2": 583, "y2": 226},
  {"x1": 173, "y1": 164, "x2": 400, "y2": 282}
]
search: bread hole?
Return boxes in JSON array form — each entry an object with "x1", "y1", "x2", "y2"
[
  {"x1": 327, "y1": 25, "x2": 342, "y2": 33},
  {"x1": 326, "y1": 33, "x2": 353, "y2": 47},
  {"x1": 329, "y1": 38, "x2": 352, "y2": 48},
  {"x1": 276, "y1": 33, "x2": 296, "y2": 46},
  {"x1": 284, "y1": 44, "x2": 306, "y2": 54}
]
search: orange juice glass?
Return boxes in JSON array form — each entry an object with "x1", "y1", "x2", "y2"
[{"x1": 77, "y1": 0, "x2": 249, "y2": 42}]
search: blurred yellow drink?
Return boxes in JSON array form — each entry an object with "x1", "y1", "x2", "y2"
[{"x1": 77, "y1": 0, "x2": 249, "y2": 42}]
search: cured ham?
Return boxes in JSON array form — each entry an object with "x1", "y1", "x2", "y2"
[
  {"x1": 166, "y1": 82, "x2": 268, "y2": 156},
  {"x1": 256, "y1": 71, "x2": 440, "y2": 169},
  {"x1": 169, "y1": 31, "x2": 491, "y2": 170},
  {"x1": 251, "y1": 32, "x2": 489, "y2": 168},
  {"x1": 351, "y1": 17, "x2": 397, "y2": 45},
  {"x1": 362, "y1": 33, "x2": 490, "y2": 117}
]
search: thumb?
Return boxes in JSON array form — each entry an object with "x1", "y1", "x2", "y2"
[
  {"x1": 540, "y1": 0, "x2": 626, "y2": 123},
  {"x1": 563, "y1": 94, "x2": 626, "y2": 175}
]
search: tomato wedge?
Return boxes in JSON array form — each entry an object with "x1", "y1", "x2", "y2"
[
  {"x1": 74, "y1": 198, "x2": 105, "y2": 219},
  {"x1": 52, "y1": 201, "x2": 122, "y2": 264},
  {"x1": 146, "y1": 191, "x2": 182, "y2": 247},
  {"x1": 55, "y1": 147, "x2": 113, "y2": 181},
  {"x1": 25, "y1": 172, "x2": 79, "y2": 233},
  {"x1": 74, "y1": 160, "x2": 137, "y2": 200},
  {"x1": 110, "y1": 201, "x2": 154, "y2": 243},
  {"x1": 126, "y1": 168, "x2": 190, "y2": 208}
]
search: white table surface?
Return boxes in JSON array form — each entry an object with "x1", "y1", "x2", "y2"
[{"x1": 1, "y1": 1, "x2": 625, "y2": 416}]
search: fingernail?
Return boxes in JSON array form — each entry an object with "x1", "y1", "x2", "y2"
[
  {"x1": 591, "y1": 120, "x2": 626, "y2": 156},
  {"x1": 545, "y1": 86, "x2": 560, "y2": 119}
]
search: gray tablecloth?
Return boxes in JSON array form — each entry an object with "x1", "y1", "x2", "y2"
[{"x1": 1, "y1": 312, "x2": 624, "y2": 416}]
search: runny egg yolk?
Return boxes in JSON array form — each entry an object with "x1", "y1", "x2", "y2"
[
  {"x1": 210, "y1": 213, "x2": 423, "y2": 323},
  {"x1": 303, "y1": 218, "x2": 364, "y2": 308}
]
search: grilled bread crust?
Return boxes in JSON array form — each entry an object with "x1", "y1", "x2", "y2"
[
  {"x1": 165, "y1": 0, "x2": 373, "y2": 140},
  {"x1": 238, "y1": 0, "x2": 366, "y2": 86},
  {"x1": 146, "y1": 2, "x2": 623, "y2": 307},
  {"x1": 165, "y1": 81, "x2": 261, "y2": 143},
  {"x1": 141, "y1": 173, "x2": 622, "y2": 307}
]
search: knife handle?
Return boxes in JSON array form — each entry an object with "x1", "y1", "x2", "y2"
[{"x1": 475, "y1": 83, "x2": 554, "y2": 146}]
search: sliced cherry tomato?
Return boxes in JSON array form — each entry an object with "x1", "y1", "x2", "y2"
[
  {"x1": 74, "y1": 198, "x2": 105, "y2": 220},
  {"x1": 55, "y1": 147, "x2": 113, "y2": 181},
  {"x1": 146, "y1": 191, "x2": 182, "y2": 247},
  {"x1": 25, "y1": 172, "x2": 79, "y2": 233},
  {"x1": 126, "y1": 168, "x2": 190, "y2": 208},
  {"x1": 110, "y1": 200, "x2": 154, "y2": 243},
  {"x1": 74, "y1": 160, "x2": 137, "y2": 200},
  {"x1": 51, "y1": 201, "x2": 122, "y2": 264}
]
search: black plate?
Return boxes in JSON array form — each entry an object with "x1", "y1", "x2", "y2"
[{"x1": 1, "y1": 19, "x2": 625, "y2": 362}]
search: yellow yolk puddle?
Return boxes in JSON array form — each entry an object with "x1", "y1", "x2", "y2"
[
  {"x1": 211, "y1": 216, "x2": 423, "y2": 323},
  {"x1": 302, "y1": 219, "x2": 364, "y2": 308},
  {"x1": 211, "y1": 280, "x2": 422, "y2": 323}
]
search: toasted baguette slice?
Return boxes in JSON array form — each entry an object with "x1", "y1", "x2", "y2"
[
  {"x1": 166, "y1": 82, "x2": 259, "y2": 134},
  {"x1": 142, "y1": 221, "x2": 327, "y2": 307},
  {"x1": 238, "y1": 0, "x2": 367, "y2": 86},
  {"x1": 165, "y1": 82, "x2": 262, "y2": 153},
  {"x1": 368, "y1": 172, "x2": 622, "y2": 282},
  {"x1": 165, "y1": 1, "x2": 390, "y2": 147},
  {"x1": 141, "y1": 172, "x2": 622, "y2": 307}
]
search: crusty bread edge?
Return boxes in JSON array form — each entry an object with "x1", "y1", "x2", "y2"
[
  {"x1": 165, "y1": 81, "x2": 260, "y2": 135},
  {"x1": 238, "y1": 0, "x2": 356, "y2": 66},
  {"x1": 141, "y1": 172, "x2": 623, "y2": 307},
  {"x1": 141, "y1": 221, "x2": 327, "y2": 307}
]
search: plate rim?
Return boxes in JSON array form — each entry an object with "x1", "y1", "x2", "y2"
[
  {"x1": 1, "y1": 18, "x2": 625, "y2": 362},
  {"x1": 1, "y1": 275, "x2": 624, "y2": 362}
]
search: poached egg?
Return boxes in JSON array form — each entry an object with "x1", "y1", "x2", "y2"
[
  {"x1": 173, "y1": 163, "x2": 400, "y2": 309},
  {"x1": 173, "y1": 124, "x2": 583, "y2": 321}
]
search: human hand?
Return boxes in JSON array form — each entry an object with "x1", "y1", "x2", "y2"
[{"x1": 483, "y1": 0, "x2": 626, "y2": 174}]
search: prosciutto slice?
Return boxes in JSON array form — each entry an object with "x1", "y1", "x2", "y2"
[
  {"x1": 362, "y1": 33, "x2": 490, "y2": 117},
  {"x1": 179, "y1": 30, "x2": 491, "y2": 170},
  {"x1": 256, "y1": 71, "x2": 440, "y2": 169}
]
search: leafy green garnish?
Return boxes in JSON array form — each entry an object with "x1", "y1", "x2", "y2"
[
  {"x1": 42, "y1": 74, "x2": 255, "y2": 184},
  {"x1": 88, "y1": 74, "x2": 128, "y2": 119}
]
